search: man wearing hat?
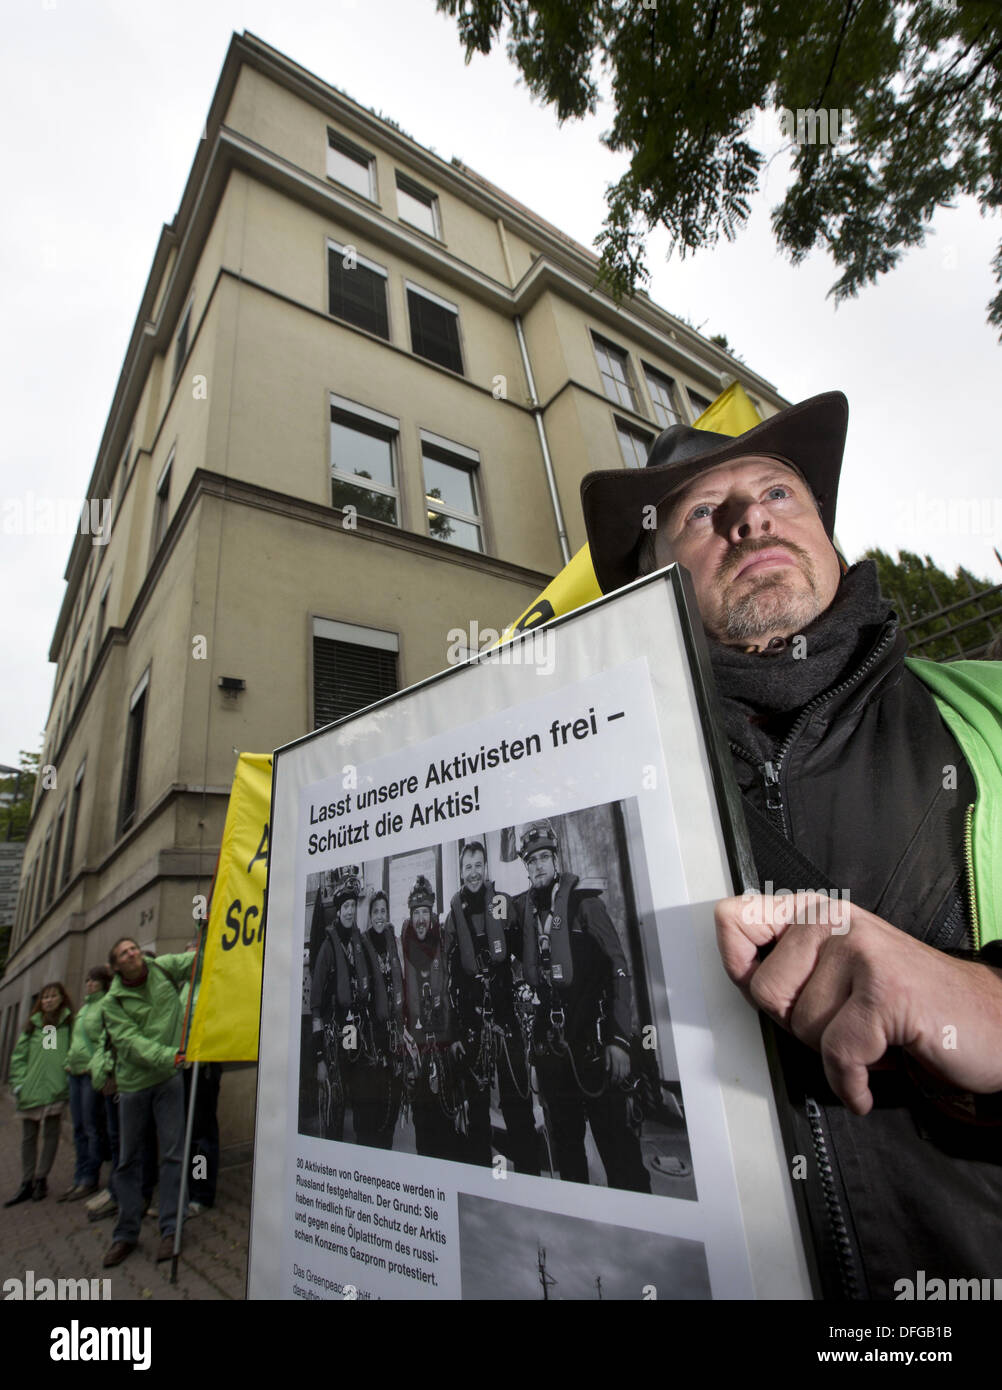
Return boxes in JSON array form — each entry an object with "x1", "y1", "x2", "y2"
[
  {"x1": 310, "y1": 868, "x2": 375, "y2": 1144},
  {"x1": 515, "y1": 820, "x2": 650, "y2": 1193},
  {"x1": 581, "y1": 392, "x2": 1002, "y2": 1297}
]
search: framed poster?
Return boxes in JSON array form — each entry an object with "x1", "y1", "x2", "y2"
[{"x1": 248, "y1": 566, "x2": 814, "y2": 1300}]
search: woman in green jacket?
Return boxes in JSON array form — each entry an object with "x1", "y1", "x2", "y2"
[{"x1": 4, "y1": 983, "x2": 74, "y2": 1206}]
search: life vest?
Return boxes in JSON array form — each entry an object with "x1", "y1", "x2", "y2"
[
  {"x1": 449, "y1": 881, "x2": 510, "y2": 976},
  {"x1": 363, "y1": 925, "x2": 403, "y2": 1024},
  {"x1": 401, "y1": 918, "x2": 449, "y2": 1040},
  {"x1": 521, "y1": 873, "x2": 581, "y2": 992},
  {"x1": 321, "y1": 925, "x2": 371, "y2": 1018}
]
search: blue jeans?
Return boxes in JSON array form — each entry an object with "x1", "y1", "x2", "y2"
[
  {"x1": 68, "y1": 1072, "x2": 102, "y2": 1187},
  {"x1": 112, "y1": 1072, "x2": 184, "y2": 1244}
]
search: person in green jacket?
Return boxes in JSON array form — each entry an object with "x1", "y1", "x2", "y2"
[
  {"x1": 60, "y1": 964, "x2": 113, "y2": 1203},
  {"x1": 4, "y1": 982, "x2": 74, "y2": 1206},
  {"x1": 100, "y1": 938, "x2": 195, "y2": 1269}
]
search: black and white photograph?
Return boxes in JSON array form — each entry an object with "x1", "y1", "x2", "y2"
[
  {"x1": 458, "y1": 1193, "x2": 711, "y2": 1301},
  {"x1": 296, "y1": 800, "x2": 696, "y2": 1200}
]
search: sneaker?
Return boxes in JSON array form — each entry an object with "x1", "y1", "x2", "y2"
[
  {"x1": 88, "y1": 1201, "x2": 118, "y2": 1223},
  {"x1": 85, "y1": 1187, "x2": 113, "y2": 1211},
  {"x1": 186, "y1": 1201, "x2": 204, "y2": 1219}
]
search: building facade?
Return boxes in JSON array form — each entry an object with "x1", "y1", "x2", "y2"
[{"x1": 0, "y1": 33, "x2": 788, "y2": 1133}]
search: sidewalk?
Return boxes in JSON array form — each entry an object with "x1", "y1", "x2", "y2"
[{"x1": 0, "y1": 1090, "x2": 251, "y2": 1299}]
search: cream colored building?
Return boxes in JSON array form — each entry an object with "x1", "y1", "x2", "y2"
[{"x1": 0, "y1": 33, "x2": 788, "y2": 1142}]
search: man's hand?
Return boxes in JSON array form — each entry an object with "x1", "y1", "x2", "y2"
[
  {"x1": 716, "y1": 893, "x2": 1002, "y2": 1114},
  {"x1": 450, "y1": 1040, "x2": 466, "y2": 1062},
  {"x1": 605, "y1": 1043, "x2": 630, "y2": 1084}
]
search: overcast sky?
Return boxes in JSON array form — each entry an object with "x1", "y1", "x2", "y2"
[{"x1": 2, "y1": 0, "x2": 999, "y2": 760}]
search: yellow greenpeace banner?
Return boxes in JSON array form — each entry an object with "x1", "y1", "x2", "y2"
[
  {"x1": 186, "y1": 753, "x2": 273, "y2": 1062},
  {"x1": 502, "y1": 382, "x2": 762, "y2": 637}
]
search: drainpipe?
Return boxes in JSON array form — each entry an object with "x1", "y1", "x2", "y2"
[{"x1": 514, "y1": 314, "x2": 571, "y2": 566}]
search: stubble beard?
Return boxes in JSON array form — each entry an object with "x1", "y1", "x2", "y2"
[{"x1": 713, "y1": 544, "x2": 823, "y2": 643}]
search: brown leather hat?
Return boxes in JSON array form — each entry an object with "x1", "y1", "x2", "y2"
[{"x1": 580, "y1": 392, "x2": 848, "y2": 594}]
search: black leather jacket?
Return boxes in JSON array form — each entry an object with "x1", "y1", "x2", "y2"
[{"x1": 721, "y1": 618, "x2": 1002, "y2": 1299}]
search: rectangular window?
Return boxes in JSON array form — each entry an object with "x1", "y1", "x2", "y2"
[
  {"x1": 97, "y1": 577, "x2": 110, "y2": 652},
  {"x1": 150, "y1": 453, "x2": 173, "y2": 559},
  {"x1": 644, "y1": 366, "x2": 681, "y2": 430},
  {"x1": 327, "y1": 242, "x2": 389, "y2": 339},
  {"x1": 118, "y1": 670, "x2": 149, "y2": 836},
  {"x1": 687, "y1": 388, "x2": 713, "y2": 420},
  {"x1": 312, "y1": 618, "x2": 398, "y2": 729},
  {"x1": 36, "y1": 834, "x2": 51, "y2": 921},
  {"x1": 329, "y1": 396, "x2": 399, "y2": 526},
  {"x1": 421, "y1": 432, "x2": 482, "y2": 553},
  {"x1": 616, "y1": 420, "x2": 655, "y2": 470},
  {"x1": 327, "y1": 131, "x2": 376, "y2": 201},
  {"x1": 46, "y1": 802, "x2": 66, "y2": 906},
  {"x1": 116, "y1": 437, "x2": 132, "y2": 513},
  {"x1": 173, "y1": 303, "x2": 192, "y2": 385},
  {"x1": 406, "y1": 284, "x2": 463, "y2": 374},
  {"x1": 80, "y1": 631, "x2": 91, "y2": 682},
  {"x1": 592, "y1": 334, "x2": 638, "y2": 411},
  {"x1": 396, "y1": 173, "x2": 440, "y2": 239},
  {"x1": 61, "y1": 761, "x2": 85, "y2": 888}
]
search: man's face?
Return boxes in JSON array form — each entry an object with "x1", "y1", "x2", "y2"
[
  {"x1": 412, "y1": 906, "x2": 432, "y2": 940},
  {"x1": 370, "y1": 898, "x2": 388, "y2": 931},
  {"x1": 114, "y1": 940, "x2": 144, "y2": 981},
  {"x1": 338, "y1": 898, "x2": 357, "y2": 930},
  {"x1": 653, "y1": 456, "x2": 842, "y2": 647},
  {"x1": 525, "y1": 849, "x2": 557, "y2": 892},
  {"x1": 461, "y1": 850, "x2": 486, "y2": 895}
]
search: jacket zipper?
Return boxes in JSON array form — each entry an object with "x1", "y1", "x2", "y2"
[
  {"x1": 730, "y1": 623, "x2": 898, "y2": 823},
  {"x1": 963, "y1": 803, "x2": 981, "y2": 952},
  {"x1": 727, "y1": 626, "x2": 895, "y2": 1301},
  {"x1": 805, "y1": 1098, "x2": 861, "y2": 1300}
]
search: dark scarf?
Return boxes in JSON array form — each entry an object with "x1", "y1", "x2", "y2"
[{"x1": 709, "y1": 560, "x2": 894, "y2": 762}]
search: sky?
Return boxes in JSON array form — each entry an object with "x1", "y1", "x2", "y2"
[{"x1": 2, "y1": 0, "x2": 999, "y2": 760}]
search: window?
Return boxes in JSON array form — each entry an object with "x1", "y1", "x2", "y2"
[
  {"x1": 97, "y1": 577, "x2": 110, "y2": 651},
  {"x1": 150, "y1": 452, "x2": 173, "y2": 559},
  {"x1": 116, "y1": 437, "x2": 132, "y2": 512},
  {"x1": 687, "y1": 388, "x2": 713, "y2": 420},
  {"x1": 327, "y1": 242, "x2": 389, "y2": 340},
  {"x1": 61, "y1": 761, "x2": 85, "y2": 888},
  {"x1": 37, "y1": 833, "x2": 51, "y2": 921},
  {"x1": 47, "y1": 801, "x2": 66, "y2": 906},
  {"x1": 117, "y1": 669, "x2": 149, "y2": 836},
  {"x1": 80, "y1": 630, "x2": 91, "y2": 682},
  {"x1": 312, "y1": 619, "x2": 398, "y2": 729},
  {"x1": 327, "y1": 131, "x2": 376, "y2": 200},
  {"x1": 396, "y1": 173, "x2": 440, "y2": 239},
  {"x1": 421, "y1": 432, "x2": 482, "y2": 553},
  {"x1": 644, "y1": 366, "x2": 682, "y2": 430},
  {"x1": 616, "y1": 420, "x2": 655, "y2": 470},
  {"x1": 592, "y1": 334, "x2": 638, "y2": 411},
  {"x1": 329, "y1": 397, "x2": 399, "y2": 525},
  {"x1": 173, "y1": 303, "x2": 192, "y2": 385},
  {"x1": 407, "y1": 284, "x2": 463, "y2": 374}
]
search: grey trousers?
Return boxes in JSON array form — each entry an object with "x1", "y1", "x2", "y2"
[{"x1": 21, "y1": 1115, "x2": 62, "y2": 1183}]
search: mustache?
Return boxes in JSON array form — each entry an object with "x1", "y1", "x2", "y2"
[{"x1": 718, "y1": 536, "x2": 811, "y2": 580}]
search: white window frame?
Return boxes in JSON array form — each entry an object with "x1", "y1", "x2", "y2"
[
  {"x1": 327, "y1": 130, "x2": 377, "y2": 202},
  {"x1": 396, "y1": 172, "x2": 441, "y2": 239},
  {"x1": 643, "y1": 365, "x2": 682, "y2": 430},
  {"x1": 419, "y1": 430, "x2": 483, "y2": 552},
  {"x1": 150, "y1": 449, "x2": 174, "y2": 560},
  {"x1": 614, "y1": 418, "x2": 655, "y2": 470},
  {"x1": 329, "y1": 395, "x2": 400, "y2": 525},
  {"x1": 592, "y1": 333, "x2": 638, "y2": 412},
  {"x1": 405, "y1": 282, "x2": 464, "y2": 374},
  {"x1": 326, "y1": 239, "x2": 391, "y2": 339},
  {"x1": 173, "y1": 300, "x2": 193, "y2": 386}
]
